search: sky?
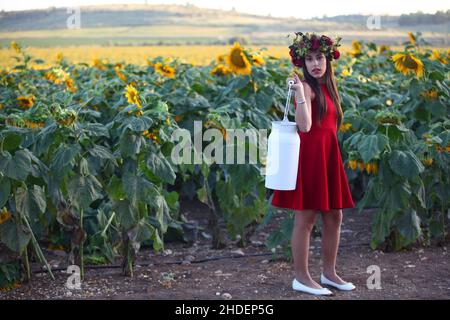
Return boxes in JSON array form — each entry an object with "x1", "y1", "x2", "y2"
[{"x1": 0, "y1": 0, "x2": 448, "y2": 19}]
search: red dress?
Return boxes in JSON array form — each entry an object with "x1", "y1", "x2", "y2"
[{"x1": 271, "y1": 83, "x2": 355, "y2": 211}]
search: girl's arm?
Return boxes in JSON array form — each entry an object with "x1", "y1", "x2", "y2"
[{"x1": 294, "y1": 81, "x2": 313, "y2": 132}]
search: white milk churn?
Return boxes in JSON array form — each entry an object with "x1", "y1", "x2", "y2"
[{"x1": 264, "y1": 81, "x2": 301, "y2": 190}]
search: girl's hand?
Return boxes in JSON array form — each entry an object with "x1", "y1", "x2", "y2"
[{"x1": 286, "y1": 73, "x2": 304, "y2": 95}]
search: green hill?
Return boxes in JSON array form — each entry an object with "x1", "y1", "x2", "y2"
[{"x1": 0, "y1": 4, "x2": 448, "y2": 47}]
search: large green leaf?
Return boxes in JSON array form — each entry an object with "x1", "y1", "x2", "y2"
[
  {"x1": 383, "y1": 183, "x2": 411, "y2": 212},
  {"x1": 80, "y1": 123, "x2": 110, "y2": 138},
  {"x1": 343, "y1": 131, "x2": 363, "y2": 150},
  {"x1": 119, "y1": 133, "x2": 142, "y2": 158},
  {"x1": 15, "y1": 185, "x2": 47, "y2": 220},
  {"x1": 153, "y1": 194, "x2": 170, "y2": 233},
  {"x1": 22, "y1": 148, "x2": 50, "y2": 179},
  {"x1": 121, "y1": 116, "x2": 153, "y2": 133},
  {"x1": 388, "y1": 150, "x2": 424, "y2": 179},
  {"x1": 429, "y1": 101, "x2": 446, "y2": 118},
  {"x1": 0, "y1": 220, "x2": 30, "y2": 253},
  {"x1": 394, "y1": 210, "x2": 422, "y2": 247},
  {"x1": 370, "y1": 209, "x2": 395, "y2": 250},
  {"x1": 164, "y1": 191, "x2": 179, "y2": 213},
  {"x1": 196, "y1": 187, "x2": 208, "y2": 204},
  {"x1": 145, "y1": 152, "x2": 176, "y2": 184},
  {"x1": 228, "y1": 164, "x2": 260, "y2": 194},
  {"x1": 112, "y1": 199, "x2": 137, "y2": 231},
  {"x1": 0, "y1": 150, "x2": 32, "y2": 181},
  {"x1": 106, "y1": 175, "x2": 126, "y2": 200},
  {"x1": 67, "y1": 174, "x2": 103, "y2": 210},
  {"x1": 360, "y1": 97, "x2": 382, "y2": 109},
  {"x1": 151, "y1": 228, "x2": 164, "y2": 251},
  {"x1": 88, "y1": 145, "x2": 115, "y2": 161},
  {"x1": 254, "y1": 91, "x2": 273, "y2": 113},
  {"x1": 50, "y1": 144, "x2": 81, "y2": 179},
  {"x1": 0, "y1": 177, "x2": 11, "y2": 207},
  {"x1": 357, "y1": 134, "x2": 388, "y2": 163},
  {"x1": 127, "y1": 219, "x2": 156, "y2": 251},
  {"x1": 1, "y1": 131, "x2": 22, "y2": 151},
  {"x1": 122, "y1": 172, "x2": 158, "y2": 206}
]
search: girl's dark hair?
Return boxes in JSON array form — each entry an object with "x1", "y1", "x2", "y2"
[{"x1": 300, "y1": 54, "x2": 343, "y2": 131}]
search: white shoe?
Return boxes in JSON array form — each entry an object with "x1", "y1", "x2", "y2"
[
  {"x1": 320, "y1": 273, "x2": 356, "y2": 291},
  {"x1": 292, "y1": 278, "x2": 333, "y2": 296}
]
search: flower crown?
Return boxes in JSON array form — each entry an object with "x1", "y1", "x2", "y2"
[{"x1": 288, "y1": 32, "x2": 342, "y2": 68}]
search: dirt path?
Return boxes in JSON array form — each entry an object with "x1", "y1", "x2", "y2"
[{"x1": 1, "y1": 202, "x2": 449, "y2": 300}]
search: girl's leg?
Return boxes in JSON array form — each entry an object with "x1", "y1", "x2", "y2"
[
  {"x1": 291, "y1": 209, "x2": 324, "y2": 289},
  {"x1": 321, "y1": 209, "x2": 347, "y2": 284}
]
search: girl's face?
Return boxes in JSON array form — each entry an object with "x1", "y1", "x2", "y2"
[{"x1": 305, "y1": 50, "x2": 327, "y2": 80}]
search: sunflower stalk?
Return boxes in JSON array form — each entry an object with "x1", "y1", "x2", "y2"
[
  {"x1": 21, "y1": 214, "x2": 55, "y2": 280},
  {"x1": 100, "y1": 211, "x2": 116, "y2": 238},
  {"x1": 204, "y1": 176, "x2": 226, "y2": 249},
  {"x1": 80, "y1": 208, "x2": 84, "y2": 280},
  {"x1": 23, "y1": 244, "x2": 31, "y2": 281}
]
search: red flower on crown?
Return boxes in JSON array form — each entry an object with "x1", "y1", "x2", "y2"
[{"x1": 287, "y1": 32, "x2": 342, "y2": 68}]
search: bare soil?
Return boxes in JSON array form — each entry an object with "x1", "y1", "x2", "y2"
[{"x1": 1, "y1": 200, "x2": 449, "y2": 300}]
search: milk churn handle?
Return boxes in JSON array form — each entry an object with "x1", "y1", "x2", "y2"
[{"x1": 282, "y1": 80, "x2": 295, "y2": 122}]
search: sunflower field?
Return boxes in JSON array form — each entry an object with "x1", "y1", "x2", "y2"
[{"x1": 0, "y1": 33, "x2": 449, "y2": 289}]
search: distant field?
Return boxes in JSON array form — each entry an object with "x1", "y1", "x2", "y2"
[
  {"x1": 0, "y1": 44, "x2": 412, "y2": 69},
  {"x1": 0, "y1": 28, "x2": 448, "y2": 48},
  {"x1": 1, "y1": 44, "x2": 449, "y2": 69},
  {"x1": 1, "y1": 45, "x2": 285, "y2": 67}
]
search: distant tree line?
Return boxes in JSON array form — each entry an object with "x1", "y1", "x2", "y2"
[{"x1": 399, "y1": 10, "x2": 450, "y2": 26}]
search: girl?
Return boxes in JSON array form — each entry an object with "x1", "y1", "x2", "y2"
[{"x1": 271, "y1": 32, "x2": 356, "y2": 296}]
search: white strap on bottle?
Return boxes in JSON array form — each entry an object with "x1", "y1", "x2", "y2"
[{"x1": 282, "y1": 80, "x2": 295, "y2": 122}]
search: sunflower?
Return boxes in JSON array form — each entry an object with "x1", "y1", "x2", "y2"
[
  {"x1": 17, "y1": 95, "x2": 35, "y2": 108},
  {"x1": 348, "y1": 160, "x2": 358, "y2": 170},
  {"x1": 143, "y1": 129, "x2": 160, "y2": 144},
  {"x1": 64, "y1": 77, "x2": 77, "y2": 93},
  {"x1": 365, "y1": 162, "x2": 379, "y2": 174},
  {"x1": 339, "y1": 122, "x2": 352, "y2": 133},
  {"x1": 0, "y1": 209, "x2": 12, "y2": 225},
  {"x1": 392, "y1": 52, "x2": 424, "y2": 77},
  {"x1": 114, "y1": 66, "x2": 127, "y2": 82},
  {"x1": 92, "y1": 58, "x2": 107, "y2": 71},
  {"x1": 56, "y1": 52, "x2": 64, "y2": 63},
  {"x1": 422, "y1": 158, "x2": 433, "y2": 167},
  {"x1": 124, "y1": 84, "x2": 142, "y2": 108},
  {"x1": 349, "y1": 40, "x2": 362, "y2": 57},
  {"x1": 379, "y1": 45, "x2": 390, "y2": 53},
  {"x1": 421, "y1": 89, "x2": 438, "y2": 100},
  {"x1": 216, "y1": 54, "x2": 227, "y2": 63},
  {"x1": 430, "y1": 49, "x2": 447, "y2": 64},
  {"x1": 226, "y1": 42, "x2": 252, "y2": 75},
  {"x1": 407, "y1": 32, "x2": 416, "y2": 45},
  {"x1": 211, "y1": 64, "x2": 232, "y2": 76},
  {"x1": 45, "y1": 71, "x2": 58, "y2": 83},
  {"x1": 44, "y1": 68, "x2": 77, "y2": 93},
  {"x1": 154, "y1": 62, "x2": 176, "y2": 78},
  {"x1": 10, "y1": 41, "x2": 20, "y2": 53},
  {"x1": 357, "y1": 161, "x2": 365, "y2": 171},
  {"x1": 251, "y1": 54, "x2": 265, "y2": 66},
  {"x1": 340, "y1": 67, "x2": 351, "y2": 77}
]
